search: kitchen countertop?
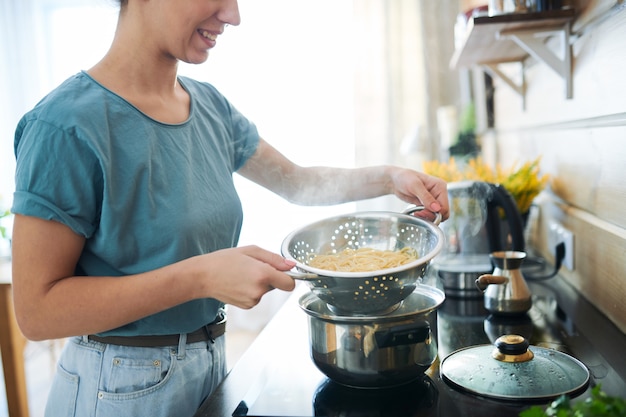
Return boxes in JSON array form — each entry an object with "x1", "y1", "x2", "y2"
[{"x1": 194, "y1": 272, "x2": 626, "y2": 417}]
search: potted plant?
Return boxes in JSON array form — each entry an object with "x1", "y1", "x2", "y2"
[{"x1": 422, "y1": 156, "x2": 550, "y2": 217}]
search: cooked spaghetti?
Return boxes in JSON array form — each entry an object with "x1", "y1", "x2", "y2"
[{"x1": 308, "y1": 247, "x2": 418, "y2": 272}]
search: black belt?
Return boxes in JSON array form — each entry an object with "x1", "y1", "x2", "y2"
[{"x1": 88, "y1": 314, "x2": 226, "y2": 347}]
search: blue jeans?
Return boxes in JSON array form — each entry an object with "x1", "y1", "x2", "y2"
[{"x1": 44, "y1": 333, "x2": 227, "y2": 417}]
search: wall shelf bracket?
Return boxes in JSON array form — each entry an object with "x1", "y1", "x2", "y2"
[
  {"x1": 481, "y1": 62, "x2": 527, "y2": 110},
  {"x1": 497, "y1": 21, "x2": 573, "y2": 99}
]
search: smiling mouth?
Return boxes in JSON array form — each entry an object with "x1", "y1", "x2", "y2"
[{"x1": 199, "y1": 30, "x2": 217, "y2": 41}]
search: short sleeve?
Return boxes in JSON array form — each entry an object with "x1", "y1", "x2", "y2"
[
  {"x1": 229, "y1": 104, "x2": 260, "y2": 171},
  {"x1": 13, "y1": 118, "x2": 103, "y2": 238}
]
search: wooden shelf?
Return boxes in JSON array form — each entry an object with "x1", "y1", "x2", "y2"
[
  {"x1": 450, "y1": 8, "x2": 576, "y2": 103},
  {"x1": 451, "y1": 8, "x2": 576, "y2": 68}
]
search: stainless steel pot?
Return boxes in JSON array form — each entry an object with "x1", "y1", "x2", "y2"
[
  {"x1": 282, "y1": 208, "x2": 444, "y2": 314},
  {"x1": 298, "y1": 285, "x2": 445, "y2": 388}
]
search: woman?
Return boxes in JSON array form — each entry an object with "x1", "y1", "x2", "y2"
[{"x1": 11, "y1": 0, "x2": 449, "y2": 416}]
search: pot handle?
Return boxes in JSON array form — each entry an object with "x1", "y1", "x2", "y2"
[
  {"x1": 403, "y1": 205, "x2": 443, "y2": 226},
  {"x1": 475, "y1": 274, "x2": 508, "y2": 292},
  {"x1": 374, "y1": 321, "x2": 431, "y2": 348}
]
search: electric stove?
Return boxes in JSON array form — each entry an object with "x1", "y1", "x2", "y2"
[{"x1": 195, "y1": 273, "x2": 626, "y2": 417}]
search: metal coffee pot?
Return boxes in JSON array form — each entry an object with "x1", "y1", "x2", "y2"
[{"x1": 475, "y1": 251, "x2": 532, "y2": 315}]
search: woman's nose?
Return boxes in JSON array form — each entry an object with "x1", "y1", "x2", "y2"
[{"x1": 219, "y1": 0, "x2": 241, "y2": 26}]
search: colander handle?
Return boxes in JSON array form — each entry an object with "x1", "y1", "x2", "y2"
[
  {"x1": 403, "y1": 205, "x2": 442, "y2": 225},
  {"x1": 285, "y1": 270, "x2": 319, "y2": 280}
]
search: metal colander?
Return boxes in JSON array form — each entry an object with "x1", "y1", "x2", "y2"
[{"x1": 281, "y1": 208, "x2": 444, "y2": 315}]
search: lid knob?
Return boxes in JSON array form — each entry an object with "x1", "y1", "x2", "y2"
[{"x1": 492, "y1": 334, "x2": 534, "y2": 363}]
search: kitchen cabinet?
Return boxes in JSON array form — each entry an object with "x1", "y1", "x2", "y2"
[{"x1": 451, "y1": 9, "x2": 576, "y2": 104}]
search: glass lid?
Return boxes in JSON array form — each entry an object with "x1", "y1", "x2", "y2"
[{"x1": 440, "y1": 335, "x2": 590, "y2": 401}]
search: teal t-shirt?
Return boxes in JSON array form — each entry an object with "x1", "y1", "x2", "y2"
[{"x1": 12, "y1": 71, "x2": 259, "y2": 336}]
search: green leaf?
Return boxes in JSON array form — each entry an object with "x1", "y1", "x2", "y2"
[
  {"x1": 520, "y1": 406, "x2": 549, "y2": 417},
  {"x1": 519, "y1": 386, "x2": 626, "y2": 417}
]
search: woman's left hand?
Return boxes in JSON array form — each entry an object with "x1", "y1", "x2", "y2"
[{"x1": 388, "y1": 168, "x2": 449, "y2": 220}]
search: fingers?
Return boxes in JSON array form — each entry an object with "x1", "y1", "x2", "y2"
[
  {"x1": 426, "y1": 176, "x2": 450, "y2": 220},
  {"x1": 202, "y1": 246, "x2": 296, "y2": 309},
  {"x1": 239, "y1": 245, "x2": 296, "y2": 272},
  {"x1": 411, "y1": 173, "x2": 449, "y2": 218},
  {"x1": 236, "y1": 245, "x2": 296, "y2": 289},
  {"x1": 240, "y1": 246, "x2": 297, "y2": 292},
  {"x1": 392, "y1": 170, "x2": 450, "y2": 220}
]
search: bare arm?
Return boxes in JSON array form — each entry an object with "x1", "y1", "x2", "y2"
[
  {"x1": 11, "y1": 214, "x2": 295, "y2": 341},
  {"x1": 238, "y1": 138, "x2": 449, "y2": 219}
]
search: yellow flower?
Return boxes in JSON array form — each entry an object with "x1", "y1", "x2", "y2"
[{"x1": 423, "y1": 157, "x2": 549, "y2": 214}]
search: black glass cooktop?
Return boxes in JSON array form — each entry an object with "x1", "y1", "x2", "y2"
[{"x1": 195, "y1": 276, "x2": 626, "y2": 417}]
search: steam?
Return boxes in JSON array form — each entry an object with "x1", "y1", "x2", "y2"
[
  {"x1": 242, "y1": 156, "x2": 386, "y2": 206},
  {"x1": 441, "y1": 181, "x2": 493, "y2": 255}
]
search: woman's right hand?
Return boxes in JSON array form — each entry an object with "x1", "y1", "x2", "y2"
[
  {"x1": 11, "y1": 214, "x2": 296, "y2": 340},
  {"x1": 190, "y1": 245, "x2": 296, "y2": 309}
]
